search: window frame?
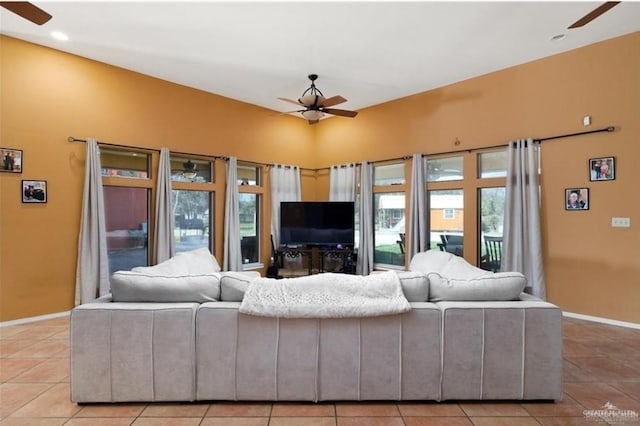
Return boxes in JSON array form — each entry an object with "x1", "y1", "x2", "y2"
[
  {"x1": 238, "y1": 162, "x2": 265, "y2": 270},
  {"x1": 372, "y1": 160, "x2": 408, "y2": 270}
]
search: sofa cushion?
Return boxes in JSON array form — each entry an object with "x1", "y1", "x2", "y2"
[
  {"x1": 427, "y1": 272, "x2": 526, "y2": 302},
  {"x1": 131, "y1": 247, "x2": 220, "y2": 276},
  {"x1": 396, "y1": 271, "x2": 429, "y2": 302},
  {"x1": 111, "y1": 271, "x2": 221, "y2": 302},
  {"x1": 220, "y1": 271, "x2": 260, "y2": 301}
]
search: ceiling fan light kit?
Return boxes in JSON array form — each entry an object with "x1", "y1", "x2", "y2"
[
  {"x1": 301, "y1": 110, "x2": 325, "y2": 121},
  {"x1": 279, "y1": 74, "x2": 358, "y2": 124}
]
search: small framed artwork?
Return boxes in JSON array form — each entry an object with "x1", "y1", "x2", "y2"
[
  {"x1": 589, "y1": 156, "x2": 615, "y2": 181},
  {"x1": 1, "y1": 148, "x2": 23, "y2": 173},
  {"x1": 565, "y1": 188, "x2": 589, "y2": 211},
  {"x1": 22, "y1": 180, "x2": 47, "y2": 203}
]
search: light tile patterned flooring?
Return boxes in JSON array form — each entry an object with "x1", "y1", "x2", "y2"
[{"x1": 1, "y1": 316, "x2": 639, "y2": 425}]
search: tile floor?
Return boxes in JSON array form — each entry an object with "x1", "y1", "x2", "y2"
[{"x1": 1, "y1": 316, "x2": 639, "y2": 425}]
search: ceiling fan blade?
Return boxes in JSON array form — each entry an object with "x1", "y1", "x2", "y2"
[
  {"x1": 308, "y1": 119, "x2": 320, "y2": 125},
  {"x1": 322, "y1": 108, "x2": 358, "y2": 118},
  {"x1": 277, "y1": 97, "x2": 303, "y2": 106},
  {"x1": 568, "y1": 1, "x2": 620, "y2": 29},
  {"x1": 0, "y1": 1, "x2": 52, "y2": 25},
  {"x1": 320, "y1": 95, "x2": 347, "y2": 108}
]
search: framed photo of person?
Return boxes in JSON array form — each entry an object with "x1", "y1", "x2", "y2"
[
  {"x1": 565, "y1": 188, "x2": 589, "y2": 211},
  {"x1": 1, "y1": 148, "x2": 23, "y2": 173},
  {"x1": 22, "y1": 180, "x2": 47, "y2": 203},
  {"x1": 589, "y1": 156, "x2": 615, "y2": 181}
]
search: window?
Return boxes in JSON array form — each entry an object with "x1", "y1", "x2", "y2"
[
  {"x1": 478, "y1": 150, "x2": 508, "y2": 178},
  {"x1": 103, "y1": 186, "x2": 149, "y2": 274},
  {"x1": 237, "y1": 163, "x2": 263, "y2": 267},
  {"x1": 374, "y1": 163, "x2": 405, "y2": 186},
  {"x1": 373, "y1": 191, "x2": 405, "y2": 267},
  {"x1": 426, "y1": 156, "x2": 463, "y2": 182},
  {"x1": 239, "y1": 193, "x2": 260, "y2": 264},
  {"x1": 172, "y1": 190, "x2": 212, "y2": 253},
  {"x1": 238, "y1": 164, "x2": 260, "y2": 186},
  {"x1": 479, "y1": 187, "x2": 506, "y2": 271},
  {"x1": 373, "y1": 161, "x2": 406, "y2": 268},
  {"x1": 100, "y1": 149, "x2": 150, "y2": 179},
  {"x1": 429, "y1": 189, "x2": 463, "y2": 256},
  {"x1": 170, "y1": 156, "x2": 213, "y2": 183}
]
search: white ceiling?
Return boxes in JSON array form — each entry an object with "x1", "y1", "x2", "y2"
[{"x1": 2, "y1": 1, "x2": 639, "y2": 117}]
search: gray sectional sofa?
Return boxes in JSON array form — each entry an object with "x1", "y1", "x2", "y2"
[{"x1": 70, "y1": 249, "x2": 563, "y2": 403}]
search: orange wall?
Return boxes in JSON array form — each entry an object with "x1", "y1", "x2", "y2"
[
  {"x1": 0, "y1": 36, "x2": 314, "y2": 321},
  {"x1": 1, "y1": 33, "x2": 639, "y2": 323},
  {"x1": 315, "y1": 32, "x2": 640, "y2": 323}
]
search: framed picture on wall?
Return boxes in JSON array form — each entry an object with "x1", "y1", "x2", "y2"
[
  {"x1": 22, "y1": 180, "x2": 47, "y2": 203},
  {"x1": 1, "y1": 148, "x2": 23, "y2": 173},
  {"x1": 589, "y1": 156, "x2": 615, "y2": 181},
  {"x1": 565, "y1": 188, "x2": 589, "y2": 211}
]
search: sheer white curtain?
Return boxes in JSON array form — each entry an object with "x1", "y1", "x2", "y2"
[
  {"x1": 75, "y1": 139, "x2": 109, "y2": 305},
  {"x1": 356, "y1": 162, "x2": 374, "y2": 275},
  {"x1": 502, "y1": 139, "x2": 546, "y2": 299},
  {"x1": 223, "y1": 157, "x2": 242, "y2": 271},
  {"x1": 329, "y1": 164, "x2": 356, "y2": 201},
  {"x1": 408, "y1": 153, "x2": 428, "y2": 259},
  {"x1": 270, "y1": 165, "x2": 301, "y2": 247},
  {"x1": 154, "y1": 148, "x2": 175, "y2": 263}
]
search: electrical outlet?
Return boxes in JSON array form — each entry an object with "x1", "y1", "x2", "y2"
[{"x1": 611, "y1": 217, "x2": 631, "y2": 228}]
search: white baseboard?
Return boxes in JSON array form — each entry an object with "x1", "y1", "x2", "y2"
[
  {"x1": 0, "y1": 311, "x2": 70, "y2": 328},
  {"x1": 563, "y1": 311, "x2": 640, "y2": 330}
]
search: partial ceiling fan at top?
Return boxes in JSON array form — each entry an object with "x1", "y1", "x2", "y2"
[
  {"x1": 278, "y1": 74, "x2": 358, "y2": 125},
  {"x1": 567, "y1": 1, "x2": 620, "y2": 29},
  {"x1": 0, "y1": 1, "x2": 52, "y2": 25}
]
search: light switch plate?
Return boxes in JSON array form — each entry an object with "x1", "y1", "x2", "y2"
[{"x1": 611, "y1": 217, "x2": 631, "y2": 227}]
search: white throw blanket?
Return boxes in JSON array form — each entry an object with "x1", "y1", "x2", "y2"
[{"x1": 239, "y1": 271, "x2": 411, "y2": 318}]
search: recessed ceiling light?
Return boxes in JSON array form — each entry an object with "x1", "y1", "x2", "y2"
[
  {"x1": 51, "y1": 31, "x2": 68, "y2": 41},
  {"x1": 551, "y1": 34, "x2": 567, "y2": 42}
]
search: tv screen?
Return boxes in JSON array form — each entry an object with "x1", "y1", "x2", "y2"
[{"x1": 280, "y1": 201, "x2": 355, "y2": 247}]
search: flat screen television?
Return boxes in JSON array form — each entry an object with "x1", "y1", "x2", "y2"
[{"x1": 280, "y1": 201, "x2": 355, "y2": 248}]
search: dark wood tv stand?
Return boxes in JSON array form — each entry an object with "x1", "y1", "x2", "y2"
[{"x1": 273, "y1": 246, "x2": 355, "y2": 277}]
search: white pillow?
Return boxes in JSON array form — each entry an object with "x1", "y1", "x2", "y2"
[
  {"x1": 410, "y1": 249, "x2": 493, "y2": 279},
  {"x1": 111, "y1": 271, "x2": 221, "y2": 302},
  {"x1": 427, "y1": 272, "x2": 526, "y2": 302},
  {"x1": 131, "y1": 247, "x2": 220, "y2": 276},
  {"x1": 175, "y1": 247, "x2": 221, "y2": 273},
  {"x1": 409, "y1": 250, "x2": 457, "y2": 274}
]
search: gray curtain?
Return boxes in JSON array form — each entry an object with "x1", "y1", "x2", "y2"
[
  {"x1": 269, "y1": 165, "x2": 301, "y2": 247},
  {"x1": 74, "y1": 139, "x2": 109, "y2": 305},
  {"x1": 408, "y1": 153, "x2": 428, "y2": 259},
  {"x1": 329, "y1": 164, "x2": 356, "y2": 201},
  {"x1": 356, "y1": 162, "x2": 374, "y2": 275},
  {"x1": 223, "y1": 157, "x2": 243, "y2": 271},
  {"x1": 154, "y1": 148, "x2": 175, "y2": 263},
  {"x1": 502, "y1": 139, "x2": 546, "y2": 299}
]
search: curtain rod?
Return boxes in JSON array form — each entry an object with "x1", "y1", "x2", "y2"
[
  {"x1": 422, "y1": 125, "x2": 615, "y2": 157},
  {"x1": 70, "y1": 125, "x2": 614, "y2": 172},
  {"x1": 69, "y1": 136, "x2": 225, "y2": 161},
  {"x1": 313, "y1": 125, "x2": 615, "y2": 171},
  {"x1": 68, "y1": 136, "x2": 318, "y2": 172}
]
